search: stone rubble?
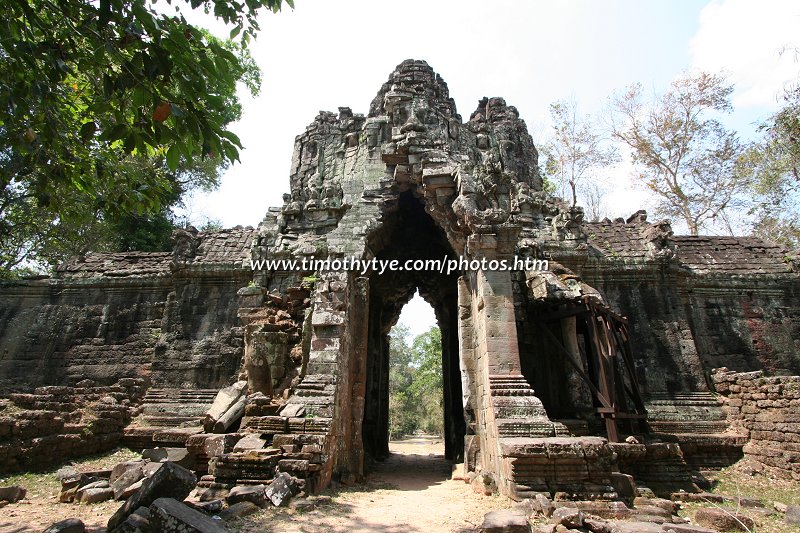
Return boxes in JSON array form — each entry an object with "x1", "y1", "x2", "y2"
[{"x1": 0, "y1": 58, "x2": 799, "y2": 532}]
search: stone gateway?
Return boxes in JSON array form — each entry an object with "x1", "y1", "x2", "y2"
[{"x1": 1, "y1": 60, "x2": 798, "y2": 497}]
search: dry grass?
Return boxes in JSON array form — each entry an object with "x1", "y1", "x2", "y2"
[
  {"x1": 677, "y1": 461, "x2": 800, "y2": 533},
  {"x1": 0, "y1": 447, "x2": 140, "y2": 498}
]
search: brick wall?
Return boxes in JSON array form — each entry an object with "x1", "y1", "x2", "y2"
[
  {"x1": 0, "y1": 378, "x2": 147, "y2": 472},
  {"x1": 712, "y1": 367, "x2": 800, "y2": 480}
]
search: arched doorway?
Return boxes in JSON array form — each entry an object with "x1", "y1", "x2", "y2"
[{"x1": 361, "y1": 190, "x2": 465, "y2": 462}]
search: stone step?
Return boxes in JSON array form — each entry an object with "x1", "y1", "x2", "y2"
[{"x1": 142, "y1": 389, "x2": 218, "y2": 402}]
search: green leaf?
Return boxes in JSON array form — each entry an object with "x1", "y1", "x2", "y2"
[
  {"x1": 79, "y1": 121, "x2": 97, "y2": 141},
  {"x1": 219, "y1": 129, "x2": 241, "y2": 147},
  {"x1": 104, "y1": 124, "x2": 128, "y2": 142},
  {"x1": 165, "y1": 143, "x2": 180, "y2": 171}
]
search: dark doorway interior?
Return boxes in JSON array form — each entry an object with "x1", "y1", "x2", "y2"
[{"x1": 362, "y1": 191, "x2": 465, "y2": 462}]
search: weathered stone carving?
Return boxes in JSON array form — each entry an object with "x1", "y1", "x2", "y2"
[{"x1": 0, "y1": 59, "x2": 799, "y2": 503}]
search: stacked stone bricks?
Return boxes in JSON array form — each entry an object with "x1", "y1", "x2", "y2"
[
  {"x1": 713, "y1": 368, "x2": 800, "y2": 480},
  {"x1": 0, "y1": 379, "x2": 146, "y2": 471}
]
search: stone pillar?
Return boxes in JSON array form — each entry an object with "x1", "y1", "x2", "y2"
[
  {"x1": 475, "y1": 267, "x2": 522, "y2": 375},
  {"x1": 465, "y1": 231, "x2": 558, "y2": 495},
  {"x1": 457, "y1": 276, "x2": 480, "y2": 471},
  {"x1": 344, "y1": 276, "x2": 369, "y2": 477}
]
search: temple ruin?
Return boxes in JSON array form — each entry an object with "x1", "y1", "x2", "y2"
[{"x1": 1, "y1": 59, "x2": 799, "y2": 503}]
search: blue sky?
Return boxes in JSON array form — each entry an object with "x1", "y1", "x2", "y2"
[{"x1": 177, "y1": 0, "x2": 800, "y2": 336}]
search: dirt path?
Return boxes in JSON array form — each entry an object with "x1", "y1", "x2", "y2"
[
  {"x1": 0, "y1": 439, "x2": 507, "y2": 533},
  {"x1": 237, "y1": 437, "x2": 508, "y2": 533}
]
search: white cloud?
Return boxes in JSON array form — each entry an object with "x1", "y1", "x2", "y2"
[{"x1": 690, "y1": 0, "x2": 800, "y2": 109}]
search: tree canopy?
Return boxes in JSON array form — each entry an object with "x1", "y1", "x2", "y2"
[
  {"x1": 0, "y1": 0, "x2": 291, "y2": 275},
  {"x1": 741, "y1": 84, "x2": 800, "y2": 246},
  {"x1": 608, "y1": 72, "x2": 749, "y2": 235},
  {"x1": 543, "y1": 99, "x2": 618, "y2": 218},
  {"x1": 388, "y1": 324, "x2": 443, "y2": 439}
]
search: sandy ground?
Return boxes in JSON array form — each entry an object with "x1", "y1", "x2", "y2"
[
  {"x1": 0, "y1": 438, "x2": 507, "y2": 533},
  {"x1": 235, "y1": 437, "x2": 508, "y2": 533}
]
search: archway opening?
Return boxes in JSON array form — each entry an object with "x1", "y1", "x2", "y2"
[
  {"x1": 388, "y1": 298, "x2": 443, "y2": 444},
  {"x1": 362, "y1": 190, "x2": 465, "y2": 463}
]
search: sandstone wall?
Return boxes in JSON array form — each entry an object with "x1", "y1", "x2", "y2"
[
  {"x1": 0, "y1": 228, "x2": 254, "y2": 392},
  {"x1": 712, "y1": 367, "x2": 800, "y2": 481},
  {"x1": 0, "y1": 275, "x2": 246, "y2": 391},
  {"x1": 687, "y1": 282, "x2": 800, "y2": 375},
  {"x1": 0, "y1": 379, "x2": 146, "y2": 472},
  {"x1": 582, "y1": 270, "x2": 709, "y2": 396},
  {"x1": 0, "y1": 277, "x2": 171, "y2": 390},
  {"x1": 576, "y1": 223, "x2": 800, "y2": 402}
]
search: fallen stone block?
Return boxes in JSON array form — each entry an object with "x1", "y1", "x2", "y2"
[
  {"x1": 266, "y1": 472, "x2": 299, "y2": 507},
  {"x1": 279, "y1": 403, "x2": 305, "y2": 418},
  {"x1": 0, "y1": 485, "x2": 26, "y2": 503},
  {"x1": 203, "y1": 434, "x2": 245, "y2": 458},
  {"x1": 113, "y1": 464, "x2": 145, "y2": 500},
  {"x1": 694, "y1": 507, "x2": 754, "y2": 532},
  {"x1": 57, "y1": 467, "x2": 88, "y2": 491},
  {"x1": 142, "y1": 448, "x2": 168, "y2": 462},
  {"x1": 110, "y1": 461, "x2": 146, "y2": 484},
  {"x1": 611, "y1": 473, "x2": 637, "y2": 499},
  {"x1": 227, "y1": 484, "x2": 268, "y2": 507},
  {"x1": 56, "y1": 466, "x2": 91, "y2": 503},
  {"x1": 42, "y1": 518, "x2": 86, "y2": 533},
  {"x1": 219, "y1": 501, "x2": 260, "y2": 519},
  {"x1": 232, "y1": 434, "x2": 267, "y2": 452},
  {"x1": 480, "y1": 509, "x2": 531, "y2": 532},
  {"x1": 205, "y1": 381, "x2": 248, "y2": 431},
  {"x1": 149, "y1": 497, "x2": 227, "y2": 532},
  {"x1": 142, "y1": 448, "x2": 195, "y2": 469},
  {"x1": 661, "y1": 523, "x2": 718, "y2": 533},
  {"x1": 213, "y1": 396, "x2": 247, "y2": 433},
  {"x1": 787, "y1": 504, "x2": 800, "y2": 526},
  {"x1": 115, "y1": 507, "x2": 150, "y2": 533},
  {"x1": 107, "y1": 461, "x2": 197, "y2": 531},
  {"x1": 142, "y1": 461, "x2": 163, "y2": 478},
  {"x1": 77, "y1": 486, "x2": 114, "y2": 504},
  {"x1": 551, "y1": 507, "x2": 583, "y2": 528},
  {"x1": 118, "y1": 479, "x2": 144, "y2": 501}
]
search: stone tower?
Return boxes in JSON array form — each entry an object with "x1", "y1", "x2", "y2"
[{"x1": 1, "y1": 59, "x2": 798, "y2": 496}]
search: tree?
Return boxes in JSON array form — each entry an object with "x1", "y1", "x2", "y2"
[
  {"x1": 740, "y1": 84, "x2": 800, "y2": 246},
  {"x1": 387, "y1": 324, "x2": 444, "y2": 439},
  {"x1": 388, "y1": 324, "x2": 417, "y2": 439},
  {"x1": 544, "y1": 99, "x2": 618, "y2": 213},
  {"x1": 408, "y1": 326, "x2": 444, "y2": 436},
  {"x1": 608, "y1": 72, "x2": 749, "y2": 235},
  {"x1": 0, "y1": 0, "x2": 290, "y2": 275}
]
